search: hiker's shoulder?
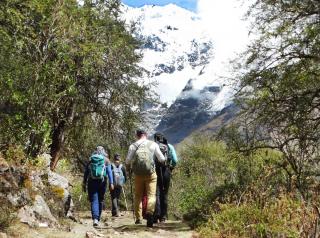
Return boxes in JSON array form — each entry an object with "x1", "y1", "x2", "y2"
[
  {"x1": 129, "y1": 141, "x2": 138, "y2": 149},
  {"x1": 146, "y1": 139, "x2": 158, "y2": 147},
  {"x1": 168, "y1": 144, "x2": 175, "y2": 150},
  {"x1": 131, "y1": 138, "x2": 149, "y2": 146}
]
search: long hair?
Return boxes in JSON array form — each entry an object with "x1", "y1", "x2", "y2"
[{"x1": 154, "y1": 132, "x2": 168, "y2": 145}]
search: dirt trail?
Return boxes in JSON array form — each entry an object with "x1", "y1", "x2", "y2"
[{"x1": 10, "y1": 211, "x2": 196, "y2": 238}]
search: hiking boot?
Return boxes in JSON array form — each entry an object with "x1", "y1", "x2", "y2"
[
  {"x1": 159, "y1": 217, "x2": 166, "y2": 223},
  {"x1": 135, "y1": 219, "x2": 142, "y2": 224},
  {"x1": 153, "y1": 217, "x2": 159, "y2": 224},
  {"x1": 112, "y1": 210, "x2": 120, "y2": 217},
  {"x1": 93, "y1": 219, "x2": 99, "y2": 227},
  {"x1": 146, "y1": 214, "x2": 153, "y2": 228}
]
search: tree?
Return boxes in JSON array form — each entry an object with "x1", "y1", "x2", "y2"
[
  {"x1": 234, "y1": 0, "x2": 320, "y2": 199},
  {"x1": 0, "y1": 0, "x2": 151, "y2": 170}
]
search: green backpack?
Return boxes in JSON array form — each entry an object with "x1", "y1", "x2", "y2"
[
  {"x1": 89, "y1": 154, "x2": 106, "y2": 180},
  {"x1": 132, "y1": 141, "x2": 155, "y2": 175}
]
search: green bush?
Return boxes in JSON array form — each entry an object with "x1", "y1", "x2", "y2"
[
  {"x1": 0, "y1": 200, "x2": 16, "y2": 232},
  {"x1": 169, "y1": 135, "x2": 287, "y2": 228},
  {"x1": 170, "y1": 138, "x2": 236, "y2": 226},
  {"x1": 4, "y1": 145, "x2": 26, "y2": 165},
  {"x1": 198, "y1": 196, "x2": 316, "y2": 238},
  {"x1": 71, "y1": 180, "x2": 90, "y2": 211},
  {"x1": 54, "y1": 158, "x2": 72, "y2": 175}
]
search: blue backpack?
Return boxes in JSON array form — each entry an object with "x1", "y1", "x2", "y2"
[
  {"x1": 112, "y1": 164, "x2": 125, "y2": 187},
  {"x1": 89, "y1": 154, "x2": 106, "y2": 180}
]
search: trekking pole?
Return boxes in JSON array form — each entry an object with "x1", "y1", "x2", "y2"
[{"x1": 122, "y1": 187, "x2": 128, "y2": 211}]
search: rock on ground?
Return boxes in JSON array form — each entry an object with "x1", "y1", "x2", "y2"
[
  {"x1": 17, "y1": 195, "x2": 59, "y2": 228},
  {"x1": 0, "y1": 232, "x2": 7, "y2": 238}
]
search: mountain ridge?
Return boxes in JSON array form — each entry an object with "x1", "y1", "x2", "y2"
[{"x1": 121, "y1": 4, "x2": 236, "y2": 142}]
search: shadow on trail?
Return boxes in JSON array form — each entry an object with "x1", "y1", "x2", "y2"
[{"x1": 112, "y1": 221, "x2": 190, "y2": 233}]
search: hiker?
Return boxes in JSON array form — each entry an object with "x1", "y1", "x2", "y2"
[
  {"x1": 110, "y1": 153, "x2": 127, "y2": 217},
  {"x1": 153, "y1": 132, "x2": 178, "y2": 223},
  {"x1": 83, "y1": 146, "x2": 114, "y2": 227},
  {"x1": 126, "y1": 129, "x2": 166, "y2": 227}
]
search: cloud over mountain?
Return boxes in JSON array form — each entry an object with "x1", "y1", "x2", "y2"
[{"x1": 122, "y1": 3, "x2": 247, "y2": 142}]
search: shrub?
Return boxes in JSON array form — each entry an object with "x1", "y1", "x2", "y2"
[
  {"x1": 55, "y1": 158, "x2": 71, "y2": 175},
  {"x1": 4, "y1": 145, "x2": 26, "y2": 166},
  {"x1": 71, "y1": 180, "x2": 90, "y2": 211},
  {"x1": 170, "y1": 135, "x2": 288, "y2": 228},
  {"x1": 51, "y1": 185, "x2": 65, "y2": 200},
  {"x1": 0, "y1": 199, "x2": 16, "y2": 232},
  {"x1": 198, "y1": 196, "x2": 316, "y2": 238},
  {"x1": 170, "y1": 138, "x2": 235, "y2": 226}
]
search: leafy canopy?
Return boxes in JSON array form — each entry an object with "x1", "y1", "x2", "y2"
[{"x1": 0, "y1": 0, "x2": 151, "y2": 168}]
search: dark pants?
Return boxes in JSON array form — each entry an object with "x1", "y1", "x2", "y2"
[
  {"x1": 110, "y1": 186, "x2": 122, "y2": 216},
  {"x1": 154, "y1": 166, "x2": 171, "y2": 221},
  {"x1": 88, "y1": 179, "x2": 107, "y2": 221}
]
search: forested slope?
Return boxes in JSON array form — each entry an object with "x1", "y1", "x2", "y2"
[{"x1": 1, "y1": 0, "x2": 320, "y2": 238}]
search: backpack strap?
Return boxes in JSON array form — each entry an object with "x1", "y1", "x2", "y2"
[
  {"x1": 112, "y1": 163, "x2": 122, "y2": 170},
  {"x1": 101, "y1": 164, "x2": 106, "y2": 182},
  {"x1": 133, "y1": 141, "x2": 144, "y2": 155},
  {"x1": 133, "y1": 140, "x2": 155, "y2": 162}
]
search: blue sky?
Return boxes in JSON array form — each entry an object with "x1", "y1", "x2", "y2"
[{"x1": 122, "y1": 0, "x2": 197, "y2": 12}]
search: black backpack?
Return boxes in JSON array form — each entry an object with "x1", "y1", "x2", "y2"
[{"x1": 157, "y1": 142, "x2": 171, "y2": 167}]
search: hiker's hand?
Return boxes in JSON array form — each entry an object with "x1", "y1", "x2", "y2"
[
  {"x1": 110, "y1": 184, "x2": 114, "y2": 191},
  {"x1": 82, "y1": 183, "x2": 86, "y2": 193}
]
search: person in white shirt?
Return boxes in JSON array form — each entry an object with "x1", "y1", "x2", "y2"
[{"x1": 126, "y1": 129, "x2": 165, "y2": 227}]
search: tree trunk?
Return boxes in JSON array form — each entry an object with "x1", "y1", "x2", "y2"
[
  {"x1": 50, "y1": 120, "x2": 66, "y2": 171},
  {"x1": 27, "y1": 131, "x2": 43, "y2": 158},
  {"x1": 50, "y1": 101, "x2": 75, "y2": 171}
]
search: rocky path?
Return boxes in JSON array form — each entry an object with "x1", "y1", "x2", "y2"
[{"x1": 10, "y1": 211, "x2": 196, "y2": 238}]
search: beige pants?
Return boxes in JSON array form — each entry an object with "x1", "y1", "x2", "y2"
[{"x1": 134, "y1": 172, "x2": 157, "y2": 220}]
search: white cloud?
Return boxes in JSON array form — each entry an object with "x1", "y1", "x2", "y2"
[{"x1": 196, "y1": 0, "x2": 252, "y2": 77}]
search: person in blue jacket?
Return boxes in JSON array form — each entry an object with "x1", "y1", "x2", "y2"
[
  {"x1": 83, "y1": 146, "x2": 114, "y2": 227},
  {"x1": 153, "y1": 132, "x2": 178, "y2": 223}
]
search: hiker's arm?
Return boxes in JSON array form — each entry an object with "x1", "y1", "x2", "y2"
[
  {"x1": 168, "y1": 144, "x2": 178, "y2": 167},
  {"x1": 125, "y1": 144, "x2": 135, "y2": 166},
  {"x1": 154, "y1": 144, "x2": 166, "y2": 163},
  {"x1": 106, "y1": 164, "x2": 114, "y2": 185}
]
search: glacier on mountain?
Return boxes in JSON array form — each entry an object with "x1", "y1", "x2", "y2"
[{"x1": 121, "y1": 3, "x2": 237, "y2": 142}]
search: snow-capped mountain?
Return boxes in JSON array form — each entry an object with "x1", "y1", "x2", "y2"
[{"x1": 122, "y1": 4, "x2": 236, "y2": 143}]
